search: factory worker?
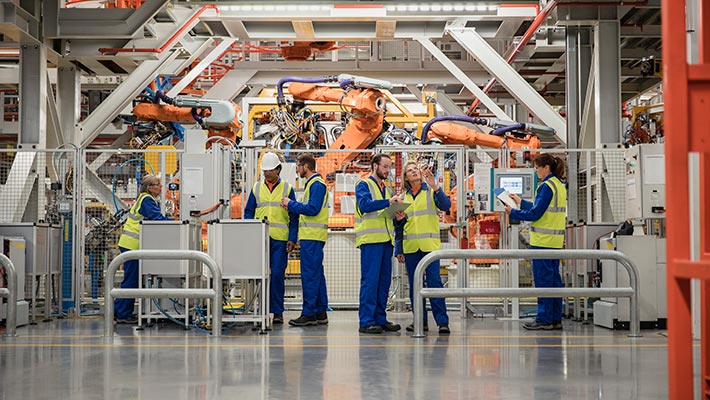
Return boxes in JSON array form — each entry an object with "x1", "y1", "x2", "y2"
[{"x1": 244, "y1": 152, "x2": 298, "y2": 325}]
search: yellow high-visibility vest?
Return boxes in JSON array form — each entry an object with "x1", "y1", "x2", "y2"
[
  {"x1": 402, "y1": 187, "x2": 441, "y2": 254},
  {"x1": 117, "y1": 192, "x2": 152, "y2": 250},
  {"x1": 253, "y1": 180, "x2": 292, "y2": 241},
  {"x1": 298, "y1": 175, "x2": 328, "y2": 242},
  {"x1": 530, "y1": 176, "x2": 567, "y2": 248},
  {"x1": 355, "y1": 178, "x2": 394, "y2": 247}
]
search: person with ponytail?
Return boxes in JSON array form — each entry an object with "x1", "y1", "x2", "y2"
[{"x1": 505, "y1": 154, "x2": 567, "y2": 330}]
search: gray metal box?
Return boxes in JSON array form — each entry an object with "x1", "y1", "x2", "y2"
[
  {"x1": 0, "y1": 223, "x2": 49, "y2": 277},
  {"x1": 597, "y1": 235, "x2": 660, "y2": 324},
  {"x1": 139, "y1": 221, "x2": 201, "y2": 276},
  {"x1": 208, "y1": 219, "x2": 269, "y2": 279}
]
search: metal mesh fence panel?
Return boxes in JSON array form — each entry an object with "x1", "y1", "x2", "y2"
[{"x1": 0, "y1": 148, "x2": 77, "y2": 321}]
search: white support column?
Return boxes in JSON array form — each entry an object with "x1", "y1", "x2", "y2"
[
  {"x1": 18, "y1": 44, "x2": 46, "y2": 147},
  {"x1": 0, "y1": 44, "x2": 47, "y2": 222},
  {"x1": 166, "y1": 37, "x2": 237, "y2": 97},
  {"x1": 46, "y1": 77, "x2": 64, "y2": 153},
  {"x1": 446, "y1": 24, "x2": 567, "y2": 144},
  {"x1": 206, "y1": 69, "x2": 258, "y2": 101},
  {"x1": 57, "y1": 63, "x2": 82, "y2": 146},
  {"x1": 593, "y1": 21, "x2": 622, "y2": 146},
  {"x1": 414, "y1": 36, "x2": 509, "y2": 120},
  {"x1": 79, "y1": 49, "x2": 179, "y2": 148}
]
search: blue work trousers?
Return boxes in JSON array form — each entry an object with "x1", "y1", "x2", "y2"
[
  {"x1": 405, "y1": 251, "x2": 449, "y2": 327},
  {"x1": 269, "y1": 239, "x2": 288, "y2": 315},
  {"x1": 114, "y1": 247, "x2": 138, "y2": 319},
  {"x1": 300, "y1": 240, "x2": 328, "y2": 317},
  {"x1": 358, "y1": 242, "x2": 393, "y2": 327},
  {"x1": 531, "y1": 246, "x2": 563, "y2": 324}
]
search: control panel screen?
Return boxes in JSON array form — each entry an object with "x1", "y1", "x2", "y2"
[{"x1": 499, "y1": 176, "x2": 524, "y2": 195}]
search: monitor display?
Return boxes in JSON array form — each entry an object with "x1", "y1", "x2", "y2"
[{"x1": 499, "y1": 176, "x2": 524, "y2": 195}]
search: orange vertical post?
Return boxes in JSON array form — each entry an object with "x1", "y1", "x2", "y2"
[{"x1": 664, "y1": 0, "x2": 710, "y2": 398}]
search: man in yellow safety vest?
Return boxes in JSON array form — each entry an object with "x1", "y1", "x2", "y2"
[{"x1": 281, "y1": 153, "x2": 329, "y2": 327}]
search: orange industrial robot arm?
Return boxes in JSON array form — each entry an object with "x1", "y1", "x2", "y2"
[
  {"x1": 132, "y1": 91, "x2": 243, "y2": 145},
  {"x1": 277, "y1": 74, "x2": 392, "y2": 174},
  {"x1": 421, "y1": 116, "x2": 552, "y2": 150}
]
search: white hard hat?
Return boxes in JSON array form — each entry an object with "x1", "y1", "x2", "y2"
[{"x1": 261, "y1": 152, "x2": 281, "y2": 171}]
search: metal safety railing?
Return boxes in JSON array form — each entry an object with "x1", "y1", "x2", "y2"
[
  {"x1": 412, "y1": 249, "x2": 641, "y2": 338},
  {"x1": 105, "y1": 250, "x2": 222, "y2": 337},
  {"x1": 0, "y1": 253, "x2": 17, "y2": 337}
]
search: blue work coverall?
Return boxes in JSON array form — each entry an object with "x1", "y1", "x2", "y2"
[
  {"x1": 287, "y1": 174, "x2": 329, "y2": 317},
  {"x1": 115, "y1": 196, "x2": 169, "y2": 319},
  {"x1": 356, "y1": 177, "x2": 395, "y2": 328},
  {"x1": 244, "y1": 179, "x2": 298, "y2": 316},
  {"x1": 394, "y1": 182, "x2": 451, "y2": 327},
  {"x1": 509, "y1": 174, "x2": 563, "y2": 324}
]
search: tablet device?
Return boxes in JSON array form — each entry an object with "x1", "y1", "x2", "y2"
[{"x1": 382, "y1": 201, "x2": 412, "y2": 218}]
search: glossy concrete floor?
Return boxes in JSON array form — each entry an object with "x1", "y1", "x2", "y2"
[{"x1": 0, "y1": 311, "x2": 687, "y2": 400}]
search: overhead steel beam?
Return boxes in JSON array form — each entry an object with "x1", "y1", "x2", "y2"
[
  {"x1": 166, "y1": 38, "x2": 236, "y2": 97},
  {"x1": 414, "y1": 36, "x2": 509, "y2": 120},
  {"x1": 79, "y1": 49, "x2": 179, "y2": 148},
  {"x1": 0, "y1": 1, "x2": 41, "y2": 44},
  {"x1": 405, "y1": 84, "x2": 423, "y2": 102},
  {"x1": 43, "y1": 0, "x2": 169, "y2": 38},
  {"x1": 206, "y1": 69, "x2": 258, "y2": 101},
  {"x1": 447, "y1": 24, "x2": 567, "y2": 144}
]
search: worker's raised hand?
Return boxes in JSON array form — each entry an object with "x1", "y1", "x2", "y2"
[
  {"x1": 509, "y1": 193, "x2": 522, "y2": 205},
  {"x1": 286, "y1": 241, "x2": 296, "y2": 253},
  {"x1": 394, "y1": 210, "x2": 406, "y2": 221},
  {"x1": 281, "y1": 197, "x2": 290, "y2": 209},
  {"x1": 389, "y1": 196, "x2": 402, "y2": 205},
  {"x1": 423, "y1": 166, "x2": 438, "y2": 191}
]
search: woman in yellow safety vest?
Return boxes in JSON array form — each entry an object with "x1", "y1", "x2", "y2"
[
  {"x1": 506, "y1": 154, "x2": 567, "y2": 331},
  {"x1": 395, "y1": 161, "x2": 451, "y2": 334},
  {"x1": 115, "y1": 174, "x2": 169, "y2": 324}
]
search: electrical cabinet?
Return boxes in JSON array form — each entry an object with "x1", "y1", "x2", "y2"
[
  {"x1": 138, "y1": 221, "x2": 202, "y2": 327},
  {"x1": 625, "y1": 144, "x2": 665, "y2": 219},
  {"x1": 593, "y1": 235, "x2": 666, "y2": 329}
]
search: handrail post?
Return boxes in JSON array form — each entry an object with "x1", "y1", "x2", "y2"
[
  {"x1": 412, "y1": 249, "x2": 642, "y2": 338},
  {"x1": 0, "y1": 254, "x2": 17, "y2": 337},
  {"x1": 105, "y1": 250, "x2": 222, "y2": 338}
]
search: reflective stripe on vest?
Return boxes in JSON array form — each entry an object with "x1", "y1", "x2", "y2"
[
  {"x1": 298, "y1": 175, "x2": 328, "y2": 242},
  {"x1": 402, "y1": 187, "x2": 441, "y2": 253},
  {"x1": 253, "y1": 180, "x2": 292, "y2": 241},
  {"x1": 354, "y1": 178, "x2": 394, "y2": 247},
  {"x1": 117, "y1": 192, "x2": 152, "y2": 250},
  {"x1": 530, "y1": 176, "x2": 567, "y2": 248}
]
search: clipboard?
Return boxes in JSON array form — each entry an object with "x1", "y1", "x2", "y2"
[
  {"x1": 382, "y1": 202, "x2": 411, "y2": 218},
  {"x1": 494, "y1": 188, "x2": 518, "y2": 209}
]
